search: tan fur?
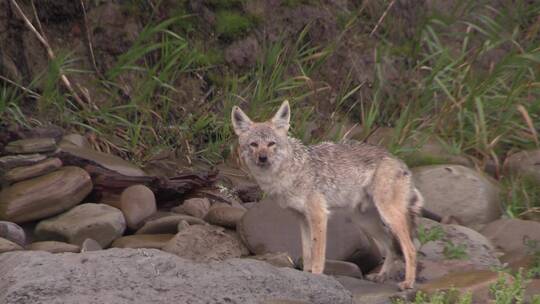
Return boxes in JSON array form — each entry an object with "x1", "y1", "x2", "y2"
[{"x1": 231, "y1": 100, "x2": 423, "y2": 290}]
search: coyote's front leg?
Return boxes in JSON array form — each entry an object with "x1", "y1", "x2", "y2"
[
  {"x1": 299, "y1": 216, "x2": 313, "y2": 272},
  {"x1": 307, "y1": 192, "x2": 328, "y2": 274}
]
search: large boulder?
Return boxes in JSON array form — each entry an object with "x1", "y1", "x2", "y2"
[
  {"x1": 0, "y1": 249, "x2": 352, "y2": 304},
  {"x1": 163, "y1": 225, "x2": 249, "y2": 263},
  {"x1": 417, "y1": 218, "x2": 500, "y2": 282},
  {"x1": 0, "y1": 166, "x2": 92, "y2": 223},
  {"x1": 237, "y1": 198, "x2": 380, "y2": 269},
  {"x1": 480, "y1": 218, "x2": 540, "y2": 259},
  {"x1": 35, "y1": 203, "x2": 126, "y2": 247},
  {"x1": 412, "y1": 165, "x2": 501, "y2": 229}
]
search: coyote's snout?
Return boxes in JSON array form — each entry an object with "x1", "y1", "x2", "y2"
[{"x1": 231, "y1": 100, "x2": 423, "y2": 290}]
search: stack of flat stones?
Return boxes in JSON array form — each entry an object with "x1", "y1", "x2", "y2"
[
  {"x1": 0, "y1": 137, "x2": 93, "y2": 252},
  {"x1": 0, "y1": 132, "x2": 253, "y2": 263}
]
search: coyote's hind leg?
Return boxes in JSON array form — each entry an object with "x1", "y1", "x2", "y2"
[{"x1": 372, "y1": 159, "x2": 418, "y2": 290}]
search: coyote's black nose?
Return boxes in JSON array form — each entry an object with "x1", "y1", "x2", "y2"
[{"x1": 258, "y1": 155, "x2": 268, "y2": 163}]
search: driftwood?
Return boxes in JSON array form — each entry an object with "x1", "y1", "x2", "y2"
[{"x1": 82, "y1": 163, "x2": 217, "y2": 202}]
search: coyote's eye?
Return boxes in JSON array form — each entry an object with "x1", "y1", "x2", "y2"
[
  {"x1": 267, "y1": 141, "x2": 276, "y2": 147},
  {"x1": 250, "y1": 142, "x2": 258, "y2": 148}
]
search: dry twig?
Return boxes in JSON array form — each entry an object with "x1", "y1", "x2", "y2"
[
  {"x1": 9, "y1": 0, "x2": 89, "y2": 110},
  {"x1": 370, "y1": 0, "x2": 396, "y2": 37}
]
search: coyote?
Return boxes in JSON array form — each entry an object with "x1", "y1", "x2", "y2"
[{"x1": 231, "y1": 100, "x2": 423, "y2": 290}]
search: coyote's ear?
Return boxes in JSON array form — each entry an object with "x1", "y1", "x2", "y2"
[
  {"x1": 231, "y1": 106, "x2": 253, "y2": 135},
  {"x1": 271, "y1": 100, "x2": 290, "y2": 133}
]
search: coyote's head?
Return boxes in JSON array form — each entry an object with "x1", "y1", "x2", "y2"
[{"x1": 231, "y1": 100, "x2": 291, "y2": 172}]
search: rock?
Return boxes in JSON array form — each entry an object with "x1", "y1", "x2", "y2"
[
  {"x1": 111, "y1": 234, "x2": 174, "y2": 249},
  {"x1": 504, "y1": 149, "x2": 540, "y2": 185},
  {"x1": 249, "y1": 252, "x2": 296, "y2": 268},
  {"x1": 419, "y1": 270, "x2": 509, "y2": 303},
  {"x1": 27, "y1": 241, "x2": 80, "y2": 253},
  {"x1": 335, "y1": 276, "x2": 407, "y2": 304},
  {"x1": 204, "y1": 205, "x2": 245, "y2": 229},
  {"x1": 412, "y1": 165, "x2": 501, "y2": 229},
  {"x1": 324, "y1": 260, "x2": 363, "y2": 279},
  {"x1": 81, "y1": 238, "x2": 103, "y2": 252},
  {"x1": 0, "y1": 166, "x2": 93, "y2": 223},
  {"x1": 238, "y1": 198, "x2": 379, "y2": 269},
  {"x1": 5, "y1": 138, "x2": 57, "y2": 154},
  {"x1": 481, "y1": 218, "x2": 540, "y2": 258},
  {"x1": 224, "y1": 35, "x2": 261, "y2": 68},
  {"x1": 16, "y1": 126, "x2": 64, "y2": 143},
  {"x1": 2, "y1": 157, "x2": 62, "y2": 184},
  {"x1": 136, "y1": 214, "x2": 206, "y2": 235},
  {"x1": 162, "y1": 225, "x2": 249, "y2": 263},
  {"x1": 119, "y1": 185, "x2": 157, "y2": 230},
  {"x1": 0, "y1": 153, "x2": 47, "y2": 170},
  {"x1": 417, "y1": 218, "x2": 500, "y2": 281},
  {"x1": 0, "y1": 249, "x2": 352, "y2": 304},
  {"x1": 173, "y1": 197, "x2": 211, "y2": 218},
  {"x1": 35, "y1": 203, "x2": 126, "y2": 247},
  {"x1": 60, "y1": 133, "x2": 91, "y2": 149},
  {"x1": 0, "y1": 237, "x2": 23, "y2": 253},
  {"x1": 59, "y1": 144, "x2": 146, "y2": 177},
  {"x1": 177, "y1": 220, "x2": 190, "y2": 231},
  {"x1": 0, "y1": 221, "x2": 25, "y2": 247}
]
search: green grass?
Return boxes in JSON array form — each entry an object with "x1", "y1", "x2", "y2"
[
  {"x1": 215, "y1": 10, "x2": 254, "y2": 40},
  {"x1": 1, "y1": 0, "x2": 539, "y2": 217}
]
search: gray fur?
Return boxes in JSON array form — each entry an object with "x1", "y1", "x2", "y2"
[{"x1": 232, "y1": 100, "x2": 423, "y2": 289}]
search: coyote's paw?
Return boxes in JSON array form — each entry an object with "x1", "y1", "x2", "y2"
[
  {"x1": 366, "y1": 271, "x2": 389, "y2": 283},
  {"x1": 397, "y1": 280, "x2": 414, "y2": 291}
]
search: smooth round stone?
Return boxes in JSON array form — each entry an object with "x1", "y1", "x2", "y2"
[
  {"x1": 237, "y1": 198, "x2": 377, "y2": 265},
  {"x1": 35, "y1": 203, "x2": 126, "y2": 247},
  {"x1": 177, "y1": 220, "x2": 190, "y2": 232},
  {"x1": 0, "y1": 221, "x2": 25, "y2": 247},
  {"x1": 0, "y1": 166, "x2": 93, "y2": 224},
  {"x1": 412, "y1": 165, "x2": 501, "y2": 229},
  {"x1": 249, "y1": 252, "x2": 295, "y2": 269},
  {"x1": 111, "y1": 234, "x2": 174, "y2": 249},
  {"x1": 136, "y1": 214, "x2": 206, "y2": 235},
  {"x1": 481, "y1": 218, "x2": 540, "y2": 258},
  {"x1": 504, "y1": 149, "x2": 540, "y2": 185},
  {"x1": 120, "y1": 185, "x2": 157, "y2": 230},
  {"x1": 27, "y1": 241, "x2": 80, "y2": 253},
  {"x1": 59, "y1": 144, "x2": 146, "y2": 177},
  {"x1": 81, "y1": 238, "x2": 103, "y2": 252},
  {"x1": 0, "y1": 154, "x2": 47, "y2": 170},
  {"x1": 2, "y1": 157, "x2": 62, "y2": 184},
  {"x1": 162, "y1": 225, "x2": 249, "y2": 262},
  {"x1": 173, "y1": 197, "x2": 211, "y2": 219},
  {"x1": 0, "y1": 237, "x2": 23, "y2": 253},
  {"x1": 5, "y1": 138, "x2": 57, "y2": 154},
  {"x1": 204, "y1": 206, "x2": 245, "y2": 229},
  {"x1": 60, "y1": 134, "x2": 91, "y2": 149}
]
